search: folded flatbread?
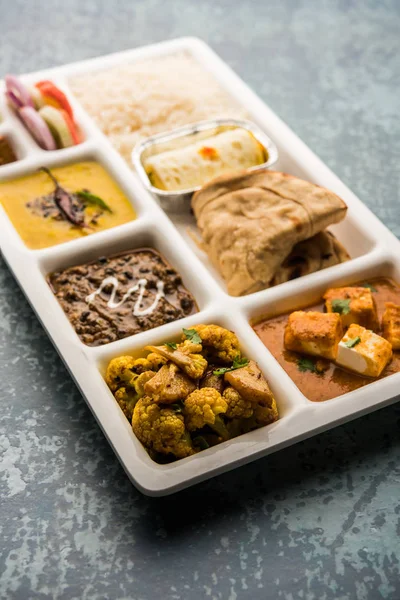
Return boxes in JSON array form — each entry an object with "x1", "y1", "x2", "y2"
[
  {"x1": 270, "y1": 230, "x2": 349, "y2": 287},
  {"x1": 191, "y1": 170, "x2": 348, "y2": 296}
]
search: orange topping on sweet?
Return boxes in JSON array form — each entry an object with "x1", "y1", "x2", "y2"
[{"x1": 198, "y1": 146, "x2": 219, "y2": 160}]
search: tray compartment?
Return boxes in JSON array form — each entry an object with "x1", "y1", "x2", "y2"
[
  {"x1": 76, "y1": 337, "x2": 298, "y2": 497},
  {"x1": 0, "y1": 75, "x2": 87, "y2": 153},
  {"x1": 88, "y1": 306, "x2": 304, "y2": 494},
  {"x1": 247, "y1": 255, "x2": 400, "y2": 404},
  {"x1": 0, "y1": 123, "x2": 29, "y2": 166},
  {"x1": 37, "y1": 219, "x2": 209, "y2": 347},
  {"x1": 0, "y1": 145, "x2": 141, "y2": 252},
  {"x1": 0, "y1": 117, "x2": 43, "y2": 166}
]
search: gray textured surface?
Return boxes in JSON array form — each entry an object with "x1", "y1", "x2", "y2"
[{"x1": 1, "y1": 1, "x2": 400, "y2": 599}]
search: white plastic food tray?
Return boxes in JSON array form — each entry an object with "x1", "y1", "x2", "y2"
[{"x1": 1, "y1": 38, "x2": 399, "y2": 496}]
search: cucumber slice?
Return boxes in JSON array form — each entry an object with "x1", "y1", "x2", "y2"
[
  {"x1": 39, "y1": 106, "x2": 74, "y2": 148},
  {"x1": 28, "y1": 85, "x2": 45, "y2": 110}
]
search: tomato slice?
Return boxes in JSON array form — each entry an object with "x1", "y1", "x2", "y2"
[{"x1": 35, "y1": 80, "x2": 74, "y2": 120}]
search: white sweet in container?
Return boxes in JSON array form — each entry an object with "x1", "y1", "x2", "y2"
[{"x1": 132, "y1": 118, "x2": 279, "y2": 212}]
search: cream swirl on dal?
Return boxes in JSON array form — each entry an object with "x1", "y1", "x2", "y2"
[
  {"x1": 86, "y1": 276, "x2": 165, "y2": 317},
  {"x1": 48, "y1": 248, "x2": 197, "y2": 346}
]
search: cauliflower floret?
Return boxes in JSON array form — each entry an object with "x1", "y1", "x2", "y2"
[
  {"x1": 134, "y1": 371, "x2": 155, "y2": 396},
  {"x1": 184, "y1": 388, "x2": 229, "y2": 439},
  {"x1": 186, "y1": 324, "x2": 240, "y2": 364},
  {"x1": 242, "y1": 397, "x2": 279, "y2": 432},
  {"x1": 132, "y1": 397, "x2": 194, "y2": 459},
  {"x1": 105, "y1": 356, "x2": 138, "y2": 392},
  {"x1": 227, "y1": 397, "x2": 279, "y2": 437},
  {"x1": 179, "y1": 340, "x2": 203, "y2": 354},
  {"x1": 223, "y1": 386, "x2": 253, "y2": 419},
  {"x1": 113, "y1": 372, "x2": 154, "y2": 421},
  {"x1": 181, "y1": 352, "x2": 208, "y2": 379},
  {"x1": 105, "y1": 354, "x2": 165, "y2": 394},
  {"x1": 122, "y1": 355, "x2": 167, "y2": 377},
  {"x1": 177, "y1": 340, "x2": 208, "y2": 379},
  {"x1": 129, "y1": 357, "x2": 153, "y2": 374},
  {"x1": 115, "y1": 387, "x2": 139, "y2": 421},
  {"x1": 146, "y1": 352, "x2": 168, "y2": 371},
  {"x1": 254, "y1": 399, "x2": 279, "y2": 426}
]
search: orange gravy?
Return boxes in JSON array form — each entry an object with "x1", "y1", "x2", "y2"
[{"x1": 252, "y1": 278, "x2": 400, "y2": 402}]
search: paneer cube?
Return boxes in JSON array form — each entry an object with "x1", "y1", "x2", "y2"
[
  {"x1": 323, "y1": 286, "x2": 378, "y2": 330},
  {"x1": 382, "y1": 302, "x2": 400, "y2": 350},
  {"x1": 284, "y1": 311, "x2": 343, "y2": 360},
  {"x1": 336, "y1": 323, "x2": 392, "y2": 377}
]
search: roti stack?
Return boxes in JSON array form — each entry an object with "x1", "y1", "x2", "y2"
[{"x1": 191, "y1": 170, "x2": 349, "y2": 296}]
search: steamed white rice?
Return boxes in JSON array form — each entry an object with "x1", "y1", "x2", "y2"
[{"x1": 68, "y1": 52, "x2": 248, "y2": 164}]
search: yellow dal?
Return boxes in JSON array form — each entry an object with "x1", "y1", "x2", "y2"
[{"x1": 0, "y1": 161, "x2": 136, "y2": 249}]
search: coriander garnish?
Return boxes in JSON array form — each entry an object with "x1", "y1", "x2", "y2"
[
  {"x1": 164, "y1": 342, "x2": 178, "y2": 351},
  {"x1": 361, "y1": 283, "x2": 377, "y2": 292},
  {"x1": 182, "y1": 328, "x2": 202, "y2": 344},
  {"x1": 331, "y1": 298, "x2": 351, "y2": 315},
  {"x1": 344, "y1": 336, "x2": 361, "y2": 348},
  {"x1": 213, "y1": 355, "x2": 249, "y2": 376},
  {"x1": 297, "y1": 357, "x2": 325, "y2": 375}
]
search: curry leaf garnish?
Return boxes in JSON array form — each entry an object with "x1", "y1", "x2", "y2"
[
  {"x1": 165, "y1": 342, "x2": 178, "y2": 351},
  {"x1": 182, "y1": 328, "x2": 202, "y2": 344},
  {"x1": 297, "y1": 357, "x2": 324, "y2": 375},
  {"x1": 345, "y1": 336, "x2": 361, "y2": 348},
  {"x1": 193, "y1": 436, "x2": 210, "y2": 450},
  {"x1": 213, "y1": 355, "x2": 250, "y2": 376},
  {"x1": 76, "y1": 189, "x2": 113, "y2": 213},
  {"x1": 331, "y1": 298, "x2": 351, "y2": 315},
  {"x1": 40, "y1": 167, "x2": 85, "y2": 228},
  {"x1": 362, "y1": 283, "x2": 377, "y2": 293}
]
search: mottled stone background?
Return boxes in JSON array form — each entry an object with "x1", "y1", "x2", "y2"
[{"x1": 1, "y1": 1, "x2": 400, "y2": 599}]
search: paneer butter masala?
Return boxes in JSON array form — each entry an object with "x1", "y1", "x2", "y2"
[{"x1": 253, "y1": 278, "x2": 400, "y2": 402}]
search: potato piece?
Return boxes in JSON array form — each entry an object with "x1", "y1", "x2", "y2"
[
  {"x1": 284, "y1": 311, "x2": 343, "y2": 360},
  {"x1": 143, "y1": 363, "x2": 196, "y2": 403},
  {"x1": 336, "y1": 323, "x2": 392, "y2": 377},
  {"x1": 145, "y1": 344, "x2": 208, "y2": 379},
  {"x1": 382, "y1": 302, "x2": 400, "y2": 350},
  {"x1": 224, "y1": 360, "x2": 274, "y2": 407},
  {"x1": 200, "y1": 367, "x2": 225, "y2": 394},
  {"x1": 323, "y1": 286, "x2": 378, "y2": 330}
]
